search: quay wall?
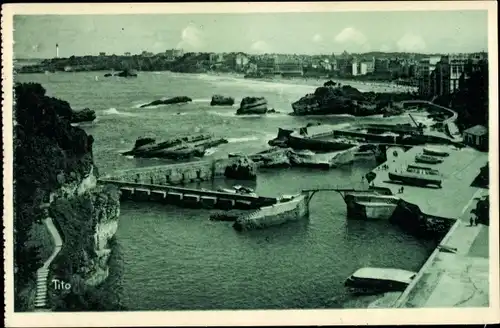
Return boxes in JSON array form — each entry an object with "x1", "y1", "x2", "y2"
[
  {"x1": 392, "y1": 218, "x2": 461, "y2": 308},
  {"x1": 233, "y1": 194, "x2": 308, "y2": 231},
  {"x1": 104, "y1": 159, "x2": 232, "y2": 186}
]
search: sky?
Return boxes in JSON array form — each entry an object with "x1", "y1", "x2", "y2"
[{"x1": 13, "y1": 11, "x2": 488, "y2": 58}]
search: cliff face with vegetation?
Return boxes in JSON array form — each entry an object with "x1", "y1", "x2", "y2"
[{"x1": 14, "y1": 83, "x2": 122, "y2": 311}]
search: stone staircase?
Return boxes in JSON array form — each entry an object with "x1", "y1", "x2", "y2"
[
  {"x1": 34, "y1": 267, "x2": 50, "y2": 309},
  {"x1": 33, "y1": 217, "x2": 63, "y2": 311}
]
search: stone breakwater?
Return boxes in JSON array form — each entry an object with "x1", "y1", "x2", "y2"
[{"x1": 105, "y1": 159, "x2": 233, "y2": 185}]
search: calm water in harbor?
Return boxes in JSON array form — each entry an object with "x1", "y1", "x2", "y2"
[{"x1": 16, "y1": 71, "x2": 436, "y2": 310}]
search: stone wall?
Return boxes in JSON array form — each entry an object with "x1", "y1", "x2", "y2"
[
  {"x1": 234, "y1": 195, "x2": 308, "y2": 231},
  {"x1": 106, "y1": 159, "x2": 232, "y2": 186}
]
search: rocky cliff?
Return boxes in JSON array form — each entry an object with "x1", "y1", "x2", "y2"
[{"x1": 14, "y1": 82, "x2": 121, "y2": 311}]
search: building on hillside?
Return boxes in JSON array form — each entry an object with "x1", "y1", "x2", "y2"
[
  {"x1": 276, "y1": 58, "x2": 304, "y2": 76},
  {"x1": 463, "y1": 125, "x2": 488, "y2": 150},
  {"x1": 374, "y1": 58, "x2": 390, "y2": 74},
  {"x1": 336, "y1": 56, "x2": 354, "y2": 76},
  {"x1": 256, "y1": 57, "x2": 276, "y2": 74},
  {"x1": 164, "y1": 49, "x2": 184, "y2": 60},
  {"x1": 418, "y1": 56, "x2": 441, "y2": 96},
  {"x1": 351, "y1": 62, "x2": 359, "y2": 76},
  {"x1": 319, "y1": 59, "x2": 333, "y2": 71},
  {"x1": 360, "y1": 60, "x2": 375, "y2": 74},
  {"x1": 209, "y1": 53, "x2": 224, "y2": 64},
  {"x1": 448, "y1": 54, "x2": 469, "y2": 93},
  {"x1": 235, "y1": 52, "x2": 250, "y2": 70}
]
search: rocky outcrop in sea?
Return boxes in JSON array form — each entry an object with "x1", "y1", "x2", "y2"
[
  {"x1": 14, "y1": 82, "x2": 121, "y2": 311},
  {"x1": 224, "y1": 156, "x2": 257, "y2": 180},
  {"x1": 236, "y1": 97, "x2": 269, "y2": 115},
  {"x1": 123, "y1": 134, "x2": 228, "y2": 160},
  {"x1": 71, "y1": 108, "x2": 97, "y2": 123},
  {"x1": 291, "y1": 83, "x2": 409, "y2": 116},
  {"x1": 211, "y1": 95, "x2": 235, "y2": 106},
  {"x1": 248, "y1": 148, "x2": 291, "y2": 168},
  {"x1": 140, "y1": 96, "x2": 192, "y2": 108}
]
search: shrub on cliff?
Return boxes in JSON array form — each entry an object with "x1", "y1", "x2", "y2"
[{"x1": 13, "y1": 82, "x2": 103, "y2": 310}]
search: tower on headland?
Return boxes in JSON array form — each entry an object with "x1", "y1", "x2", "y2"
[{"x1": 56, "y1": 43, "x2": 59, "y2": 58}]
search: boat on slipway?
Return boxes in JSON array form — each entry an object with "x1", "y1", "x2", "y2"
[
  {"x1": 422, "y1": 147, "x2": 450, "y2": 157},
  {"x1": 415, "y1": 153, "x2": 444, "y2": 164},
  {"x1": 388, "y1": 164, "x2": 443, "y2": 188},
  {"x1": 345, "y1": 267, "x2": 417, "y2": 295}
]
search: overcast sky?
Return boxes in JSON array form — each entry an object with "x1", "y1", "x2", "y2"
[{"x1": 14, "y1": 11, "x2": 488, "y2": 58}]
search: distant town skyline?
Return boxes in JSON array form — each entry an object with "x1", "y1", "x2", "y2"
[{"x1": 14, "y1": 11, "x2": 488, "y2": 59}]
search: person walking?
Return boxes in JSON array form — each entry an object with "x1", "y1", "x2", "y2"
[{"x1": 469, "y1": 216, "x2": 474, "y2": 226}]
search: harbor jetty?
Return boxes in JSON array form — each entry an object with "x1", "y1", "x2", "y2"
[{"x1": 354, "y1": 144, "x2": 490, "y2": 308}]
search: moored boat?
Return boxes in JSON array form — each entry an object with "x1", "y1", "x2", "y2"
[
  {"x1": 345, "y1": 267, "x2": 417, "y2": 295},
  {"x1": 423, "y1": 147, "x2": 449, "y2": 157},
  {"x1": 415, "y1": 153, "x2": 443, "y2": 164},
  {"x1": 388, "y1": 171, "x2": 442, "y2": 188}
]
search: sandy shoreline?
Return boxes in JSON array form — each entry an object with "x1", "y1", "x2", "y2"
[{"x1": 202, "y1": 71, "x2": 417, "y2": 93}]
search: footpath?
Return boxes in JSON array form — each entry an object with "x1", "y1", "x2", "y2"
[
  {"x1": 394, "y1": 188, "x2": 489, "y2": 308},
  {"x1": 34, "y1": 217, "x2": 63, "y2": 311}
]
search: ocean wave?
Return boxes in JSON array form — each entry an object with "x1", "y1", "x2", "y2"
[
  {"x1": 102, "y1": 107, "x2": 138, "y2": 116},
  {"x1": 226, "y1": 136, "x2": 260, "y2": 143},
  {"x1": 207, "y1": 110, "x2": 290, "y2": 118},
  {"x1": 191, "y1": 98, "x2": 211, "y2": 103},
  {"x1": 204, "y1": 147, "x2": 218, "y2": 156}
]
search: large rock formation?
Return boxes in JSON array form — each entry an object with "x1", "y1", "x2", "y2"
[
  {"x1": 13, "y1": 82, "x2": 121, "y2": 311},
  {"x1": 123, "y1": 134, "x2": 228, "y2": 160},
  {"x1": 210, "y1": 95, "x2": 235, "y2": 106},
  {"x1": 236, "y1": 97, "x2": 269, "y2": 115},
  {"x1": 71, "y1": 108, "x2": 97, "y2": 123},
  {"x1": 248, "y1": 148, "x2": 291, "y2": 168},
  {"x1": 224, "y1": 156, "x2": 257, "y2": 180},
  {"x1": 140, "y1": 96, "x2": 192, "y2": 108},
  {"x1": 291, "y1": 84, "x2": 408, "y2": 116},
  {"x1": 14, "y1": 83, "x2": 96, "y2": 123}
]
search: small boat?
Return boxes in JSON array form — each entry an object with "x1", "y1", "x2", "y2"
[
  {"x1": 228, "y1": 152, "x2": 243, "y2": 158},
  {"x1": 388, "y1": 171, "x2": 442, "y2": 188},
  {"x1": 406, "y1": 165, "x2": 440, "y2": 176},
  {"x1": 216, "y1": 186, "x2": 257, "y2": 197},
  {"x1": 415, "y1": 154, "x2": 443, "y2": 164},
  {"x1": 217, "y1": 187, "x2": 236, "y2": 194},
  {"x1": 233, "y1": 185, "x2": 256, "y2": 196},
  {"x1": 423, "y1": 147, "x2": 449, "y2": 157},
  {"x1": 345, "y1": 267, "x2": 417, "y2": 294}
]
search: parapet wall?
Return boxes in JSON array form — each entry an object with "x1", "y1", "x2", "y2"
[{"x1": 104, "y1": 159, "x2": 232, "y2": 186}]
